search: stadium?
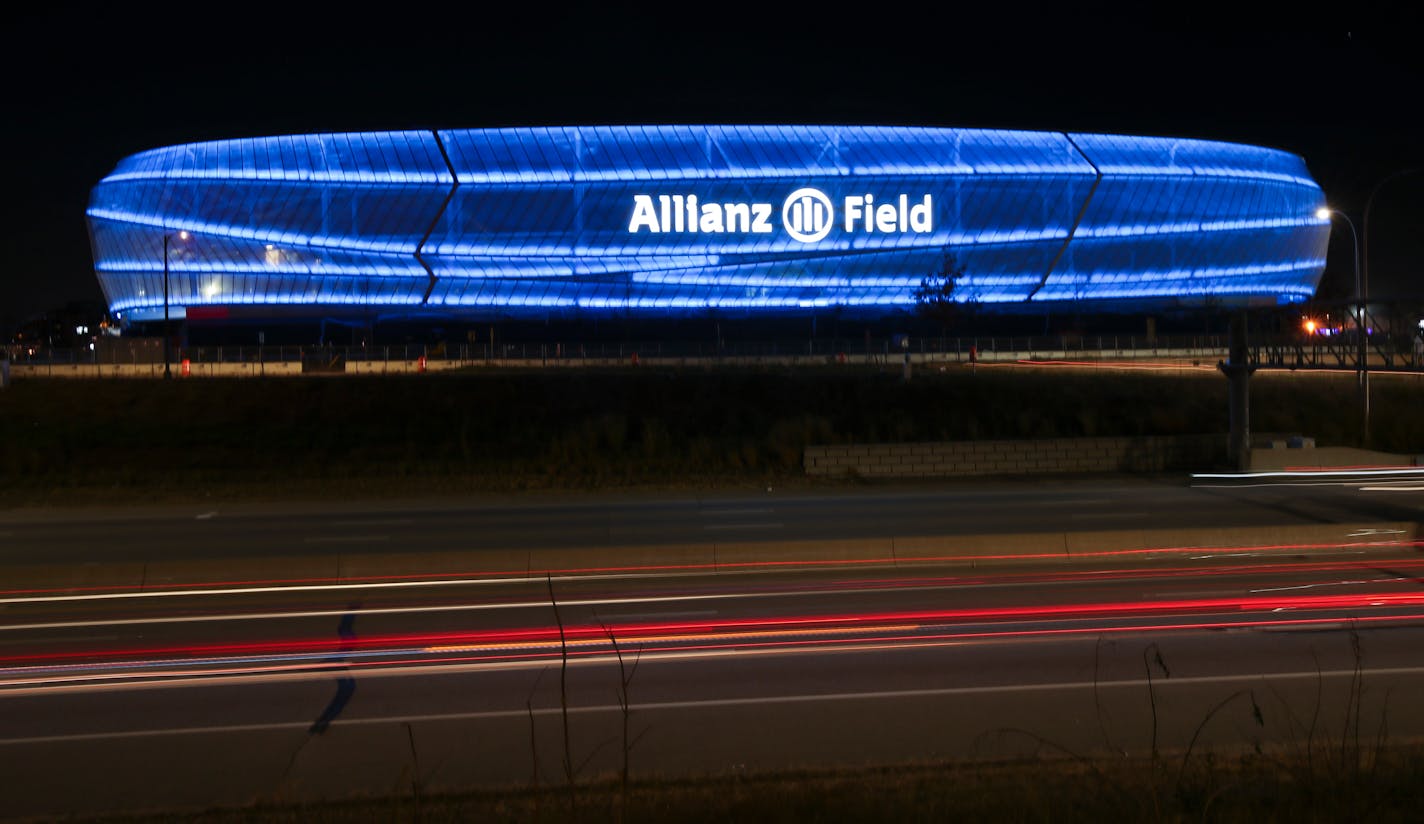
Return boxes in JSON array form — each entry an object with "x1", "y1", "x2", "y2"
[{"x1": 86, "y1": 126, "x2": 1331, "y2": 329}]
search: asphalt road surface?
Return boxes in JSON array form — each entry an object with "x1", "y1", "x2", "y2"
[
  {"x1": 1, "y1": 473, "x2": 1422, "y2": 569},
  {"x1": 4, "y1": 547, "x2": 1424, "y2": 816},
  {"x1": 0, "y1": 474, "x2": 1421, "y2": 819}
]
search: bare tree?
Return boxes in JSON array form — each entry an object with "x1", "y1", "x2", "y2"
[
  {"x1": 598, "y1": 619, "x2": 646, "y2": 823},
  {"x1": 546, "y1": 573, "x2": 576, "y2": 813},
  {"x1": 913, "y1": 251, "x2": 966, "y2": 332}
]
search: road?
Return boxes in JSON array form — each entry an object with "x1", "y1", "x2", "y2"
[
  {"x1": 0, "y1": 474, "x2": 1421, "y2": 818},
  {"x1": 1, "y1": 473, "x2": 1421, "y2": 570}
]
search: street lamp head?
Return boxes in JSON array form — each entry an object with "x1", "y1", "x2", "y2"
[{"x1": 1315, "y1": 207, "x2": 1333, "y2": 220}]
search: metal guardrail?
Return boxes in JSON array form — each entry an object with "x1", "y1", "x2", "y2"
[
  {"x1": 4, "y1": 333, "x2": 1422, "y2": 371},
  {"x1": 6, "y1": 335, "x2": 1232, "y2": 365}
]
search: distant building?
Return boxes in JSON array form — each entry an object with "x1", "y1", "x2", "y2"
[
  {"x1": 8, "y1": 300, "x2": 110, "y2": 353},
  {"x1": 87, "y1": 126, "x2": 1330, "y2": 327}
]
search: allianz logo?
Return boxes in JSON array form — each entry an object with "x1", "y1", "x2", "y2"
[{"x1": 627, "y1": 188, "x2": 934, "y2": 243}]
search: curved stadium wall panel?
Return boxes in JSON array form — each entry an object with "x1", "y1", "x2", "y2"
[{"x1": 86, "y1": 126, "x2": 1331, "y2": 322}]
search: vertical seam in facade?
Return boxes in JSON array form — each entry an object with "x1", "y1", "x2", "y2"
[
  {"x1": 417, "y1": 130, "x2": 459, "y2": 305},
  {"x1": 1027, "y1": 133, "x2": 1102, "y2": 301}
]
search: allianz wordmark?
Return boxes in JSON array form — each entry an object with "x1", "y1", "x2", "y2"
[{"x1": 628, "y1": 188, "x2": 934, "y2": 243}]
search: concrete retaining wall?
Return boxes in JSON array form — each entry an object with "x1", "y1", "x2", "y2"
[{"x1": 805, "y1": 435, "x2": 1226, "y2": 479}]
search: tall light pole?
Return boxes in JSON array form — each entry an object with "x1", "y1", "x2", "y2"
[
  {"x1": 163, "y1": 233, "x2": 171, "y2": 380},
  {"x1": 1315, "y1": 207, "x2": 1366, "y2": 445},
  {"x1": 1364, "y1": 167, "x2": 1424, "y2": 355},
  {"x1": 1363, "y1": 168, "x2": 1424, "y2": 311}
]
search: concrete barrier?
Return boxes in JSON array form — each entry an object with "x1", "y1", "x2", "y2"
[{"x1": 806, "y1": 435, "x2": 1227, "y2": 480}]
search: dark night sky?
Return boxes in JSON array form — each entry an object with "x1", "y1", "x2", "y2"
[{"x1": 5, "y1": 8, "x2": 1422, "y2": 330}]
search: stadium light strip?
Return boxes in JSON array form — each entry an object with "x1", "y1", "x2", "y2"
[{"x1": 89, "y1": 207, "x2": 1322, "y2": 259}]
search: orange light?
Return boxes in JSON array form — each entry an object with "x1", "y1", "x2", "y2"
[{"x1": 1303, "y1": 319, "x2": 1318, "y2": 334}]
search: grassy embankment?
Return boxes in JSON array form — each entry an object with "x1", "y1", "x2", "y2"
[
  {"x1": 1, "y1": 365, "x2": 1420, "y2": 504},
  {"x1": 87, "y1": 747, "x2": 1424, "y2": 822}
]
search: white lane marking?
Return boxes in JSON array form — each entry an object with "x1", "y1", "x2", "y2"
[
  {"x1": 702, "y1": 523, "x2": 784, "y2": 531},
  {"x1": 702, "y1": 508, "x2": 774, "y2": 516},
  {"x1": 302, "y1": 535, "x2": 391, "y2": 544},
  {"x1": 1360, "y1": 486, "x2": 1424, "y2": 492},
  {"x1": 1250, "y1": 579, "x2": 1387, "y2": 593},
  {"x1": 195, "y1": 512, "x2": 218, "y2": 520},
  {"x1": 0, "y1": 591, "x2": 809, "y2": 631},
  {"x1": 1347, "y1": 528, "x2": 1408, "y2": 537},
  {"x1": 7, "y1": 664, "x2": 1424, "y2": 744},
  {"x1": 329, "y1": 520, "x2": 414, "y2": 527},
  {"x1": 1189, "y1": 550, "x2": 1370, "y2": 560}
]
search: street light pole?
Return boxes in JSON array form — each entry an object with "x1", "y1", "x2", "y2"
[
  {"x1": 1316, "y1": 207, "x2": 1364, "y2": 445},
  {"x1": 1363, "y1": 168, "x2": 1424, "y2": 311},
  {"x1": 1357, "y1": 168, "x2": 1423, "y2": 447},
  {"x1": 163, "y1": 233, "x2": 172, "y2": 380}
]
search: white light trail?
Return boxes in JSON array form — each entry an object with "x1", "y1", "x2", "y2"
[
  {"x1": 8, "y1": 664, "x2": 1424, "y2": 744},
  {"x1": 1193, "y1": 467, "x2": 1424, "y2": 480}
]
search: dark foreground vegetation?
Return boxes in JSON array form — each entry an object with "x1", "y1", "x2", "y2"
[
  {"x1": 2, "y1": 365, "x2": 1421, "y2": 504},
  {"x1": 87, "y1": 746, "x2": 1424, "y2": 823}
]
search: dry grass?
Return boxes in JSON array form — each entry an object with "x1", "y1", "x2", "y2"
[
  {"x1": 78, "y1": 745, "x2": 1424, "y2": 823},
  {"x1": 1, "y1": 367, "x2": 1419, "y2": 505}
]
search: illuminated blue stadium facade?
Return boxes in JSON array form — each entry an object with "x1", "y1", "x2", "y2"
[{"x1": 86, "y1": 126, "x2": 1331, "y2": 323}]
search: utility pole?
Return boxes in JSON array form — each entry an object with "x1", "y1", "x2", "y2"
[
  {"x1": 163, "y1": 234, "x2": 172, "y2": 380},
  {"x1": 1217, "y1": 312, "x2": 1255, "y2": 471}
]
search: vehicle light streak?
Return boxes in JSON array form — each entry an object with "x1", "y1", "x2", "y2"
[
  {"x1": 0, "y1": 589, "x2": 790, "y2": 632},
  {"x1": 1193, "y1": 480, "x2": 1424, "y2": 490},
  {"x1": 16, "y1": 662, "x2": 1424, "y2": 741},
  {"x1": 1193, "y1": 467, "x2": 1424, "y2": 480},
  {"x1": 424, "y1": 623, "x2": 922, "y2": 653},
  {"x1": 8, "y1": 557, "x2": 1422, "y2": 635},
  {"x1": 2, "y1": 539, "x2": 1416, "y2": 603},
  {"x1": 8, "y1": 609, "x2": 1424, "y2": 694},
  {"x1": 7, "y1": 590, "x2": 1424, "y2": 672}
]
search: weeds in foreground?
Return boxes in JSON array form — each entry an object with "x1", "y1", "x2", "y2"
[
  {"x1": 545, "y1": 574, "x2": 576, "y2": 815},
  {"x1": 972, "y1": 630, "x2": 1401, "y2": 823},
  {"x1": 596, "y1": 618, "x2": 648, "y2": 824},
  {"x1": 90, "y1": 748, "x2": 1424, "y2": 823},
  {"x1": 75, "y1": 627, "x2": 1422, "y2": 823}
]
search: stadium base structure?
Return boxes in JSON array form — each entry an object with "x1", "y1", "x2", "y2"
[{"x1": 87, "y1": 125, "x2": 1330, "y2": 325}]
